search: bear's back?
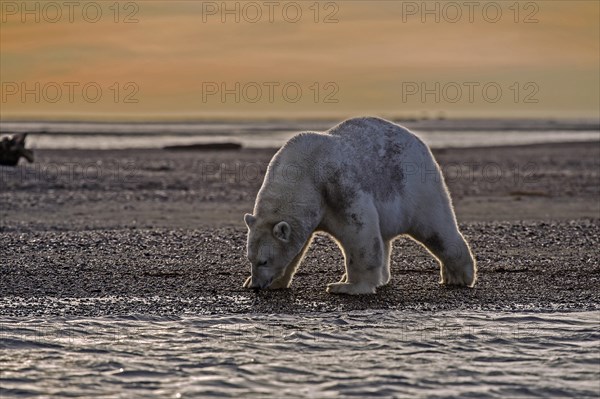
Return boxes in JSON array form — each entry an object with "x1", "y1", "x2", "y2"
[
  {"x1": 268, "y1": 117, "x2": 432, "y2": 190},
  {"x1": 327, "y1": 117, "x2": 417, "y2": 142},
  {"x1": 314, "y1": 117, "x2": 433, "y2": 202},
  {"x1": 324, "y1": 116, "x2": 429, "y2": 165}
]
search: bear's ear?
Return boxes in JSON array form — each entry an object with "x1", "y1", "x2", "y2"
[
  {"x1": 244, "y1": 213, "x2": 256, "y2": 228},
  {"x1": 273, "y1": 221, "x2": 291, "y2": 242}
]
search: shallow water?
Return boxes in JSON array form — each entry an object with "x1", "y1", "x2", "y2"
[
  {"x1": 1, "y1": 121, "x2": 598, "y2": 149},
  {"x1": 1, "y1": 311, "x2": 599, "y2": 398},
  {"x1": 23, "y1": 130, "x2": 600, "y2": 150}
]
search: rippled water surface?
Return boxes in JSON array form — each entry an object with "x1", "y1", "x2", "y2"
[{"x1": 1, "y1": 311, "x2": 599, "y2": 398}]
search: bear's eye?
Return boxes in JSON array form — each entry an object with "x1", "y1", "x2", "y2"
[{"x1": 256, "y1": 260, "x2": 268, "y2": 268}]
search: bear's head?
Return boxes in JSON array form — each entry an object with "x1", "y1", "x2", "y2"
[{"x1": 243, "y1": 213, "x2": 302, "y2": 289}]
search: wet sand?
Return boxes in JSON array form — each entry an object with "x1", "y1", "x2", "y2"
[{"x1": 1, "y1": 142, "x2": 598, "y2": 316}]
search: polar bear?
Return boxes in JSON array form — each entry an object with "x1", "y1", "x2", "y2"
[{"x1": 243, "y1": 117, "x2": 476, "y2": 295}]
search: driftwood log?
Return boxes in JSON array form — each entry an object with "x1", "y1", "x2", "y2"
[
  {"x1": 0, "y1": 133, "x2": 34, "y2": 166},
  {"x1": 163, "y1": 142, "x2": 242, "y2": 151}
]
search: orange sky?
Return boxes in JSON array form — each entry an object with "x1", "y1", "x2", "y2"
[{"x1": 1, "y1": 1, "x2": 598, "y2": 120}]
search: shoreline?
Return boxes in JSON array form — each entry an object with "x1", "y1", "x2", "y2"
[
  {"x1": 1, "y1": 220, "x2": 598, "y2": 317},
  {"x1": 1, "y1": 141, "x2": 598, "y2": 317}
]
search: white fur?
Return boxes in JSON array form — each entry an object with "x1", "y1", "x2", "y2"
[{"x1": 244, "y1": 117, "x2": 476, "y2": 295}]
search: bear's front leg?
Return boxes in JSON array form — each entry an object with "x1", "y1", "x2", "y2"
[
  {"x1": 270, "y1": 237, "x2": 313, "y2": 289},
  {"x1": 268, "y1": 273, "x2": 293, "y2": 290}
]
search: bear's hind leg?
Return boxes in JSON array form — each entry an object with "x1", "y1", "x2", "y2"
[{"x1": 409, "y1": 216, "x2": 476, "y2": 287}]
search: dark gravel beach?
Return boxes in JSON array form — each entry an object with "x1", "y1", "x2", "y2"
[{"x1": 1, "y1": 141, "x2": 599, "y2": 316}]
